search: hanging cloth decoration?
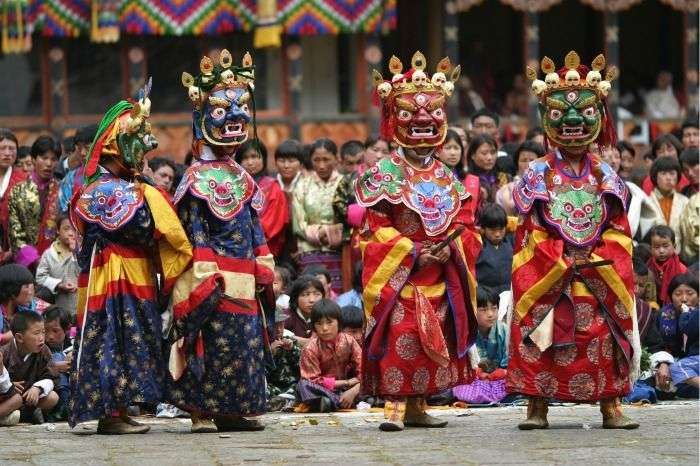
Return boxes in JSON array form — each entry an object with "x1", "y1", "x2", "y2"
[
  {"x1": 90, "y1": 0, "x2": 120, "y2": 43},
  {"x1": 2, "y1": 0, "x2": 32, "y2": 54},
  {"x1": 254, "y1": 0, "x2": 281, "y2": 48}
]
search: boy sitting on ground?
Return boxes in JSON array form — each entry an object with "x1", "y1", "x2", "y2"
[
  {"x1": 43, "y1": 306, "x2": 72, "y2": 420},
  {"x1": 0, "y1": 312, "x2": 58, "y2": 426}
]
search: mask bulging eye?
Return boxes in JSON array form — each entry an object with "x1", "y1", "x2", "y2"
[
  {"x1": 549, "y1": 109, "x2": 562, "y2": 120},
  {"x1": 582, "y1": 106, "x2": 596, "y2": 118},
  {"x1": 211, "y1": 108, "x2": 226, "y2": 119},
  {"x1": 398, "y1": 110, "x2": 412, "y2": 120}
]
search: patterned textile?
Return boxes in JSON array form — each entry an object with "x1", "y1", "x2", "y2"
[
  {"x1": 69, "y1": 177, "x2": 192, "y2": 426},
  {"x1": 278, "y1": 0, "x2": 396, "y2": 34},
  {"x1": 37, "y1": 0, "x2": 89, "y2": 37},
  {"x1": 121, "y1": 0, "x2": 255, "y2": 35},
  {"x1": 506, "y1": 152, "x2": 636, "y2": 402},
  {"x1": 7, "y1": 176, "x2": 59, "y2": 254},
  {"x1": 356, "y1": 154, "x2": 469, "y2": 236},
  {"x1": 168, "y1": 163, "x2": 275, "y2": 418},
  {"x1": 296, "y1": 379, "x2": 342, "y2": 409},
  {"x1": 292, "y1": 170, "x2": 344, "y2": 254},
  {"x1": 452, "y1": 379, "x2": 507, "y2": 404},
  {"x1": 358, "y1": 196, "x2": 481, "y2": 398}
]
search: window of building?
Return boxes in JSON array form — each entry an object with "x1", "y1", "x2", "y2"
[
  {"x1": 0, "y1": 47, "x2": 43, "y2": 116},
  {"x1": 66, "y1": 39, "x2": 123, "y2": 115}
]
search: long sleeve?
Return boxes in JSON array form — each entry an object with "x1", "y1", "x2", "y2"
[
  {"x1": 349, "y1": 336, "x2": 362, "y2": 380},
  {"x1": 291, "y1": 178, "x2": 312, "y2": 242},
  {"x1": 259, "y1": 181, "x2": 289, "y2": 241},
  {"x1": 0, "y1": 367, "x2": 12, "y2": 394},
  {"x1": 35, "y1": 248, "x2": 61, "y2": 293},
  {"x1": 299, "y1": 338, "x2": 331, "y2": 387},
  {"x1": 250, "y1": 204, "x2": 274, "y2": 285},
  {"x1": 8, "y1": 182, "x2": 40, "y2": 252}
]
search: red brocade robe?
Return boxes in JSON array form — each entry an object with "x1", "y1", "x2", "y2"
[
  {"x1": 506, "y1": 151, "x2": 637, "y2": 402},
  {"x1": 355, "y1": 155, "x2": 481, "y2": 397}
]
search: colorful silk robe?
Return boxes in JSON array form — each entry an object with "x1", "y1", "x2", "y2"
[
  {"x1": 506, "y1": 151, "x2": 637, "y2": 402},
  {"x1": 355, "y1": 154, "x2": 481, "y2": 397},
  {"x1": 256, "y1": 175, "x2": 289, "y2": 257},
  {"x1": 69, "y1": 173, "x2": 192, "y2": 426},
  {"x1": 7, "y1": 173, "x2": 60, "y2": 255},
  {"x1": 169, "y1": 158, "x2": 275, "y2": 418},
  {"x1": 0, "y1": 167, "x2": 27, "y2": 254}
]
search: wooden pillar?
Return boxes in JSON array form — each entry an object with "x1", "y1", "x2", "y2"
[
  {"x1": 364, "y1": 33, "x2": 382, "y2": 134},
  {"x1": 285, "y1": 37, "x2": 302, "y2": 140},
  {"x1": 685, "y1": 11, "x2": 699, "y2": 116},
  {"x1": 524, "y1": 11, "x2": 540, "y2": 127},
  {"x1": 47, "y1": 44, "x2": 68, "y2": 133},
  {"x1": 604, "y1": 11, "x2": 620, "y2": 124},
  {"x1": 444, "y1": 1, "x2": 460, "y2": 122}
]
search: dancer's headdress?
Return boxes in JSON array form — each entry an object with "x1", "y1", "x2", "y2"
[
  {"x1": 181, "y1": 49, "x2": 256, "y2": 156},
  {"x1": 526, "y1": 51, "x2": 618, "y2": 148},
  {"x1": 372, "y1": 51, "x2": 460, "y2": 149},
  {"x1": 84, "y1": 78, "x2": 157, "y2": 183}
]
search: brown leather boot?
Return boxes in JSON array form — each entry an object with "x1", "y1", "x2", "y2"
[
  {"x1": 517, "y1": 397, "x2": 549, "y2": 430},
  {"x1": 600, "y1": 397, "x2": 639, "y2": 429},
  {"x1": 405, "y1": 397, "x2": 448, "y2": 428},
  {"x1": 379, "y1": 399, "x2": 406, "y2": 432}
]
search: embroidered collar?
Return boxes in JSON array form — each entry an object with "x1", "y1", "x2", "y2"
[
  {"x1": 355, "y1": 153, "x2": 469, "y2": 236},
  {"x1": 174, "y1": 159, "x2": 263, "y2": 220},
  {"x1": 74, "y1": 175, "x2": 144, "y2": 232}
]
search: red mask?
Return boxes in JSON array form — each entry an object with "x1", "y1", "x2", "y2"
[{"x1": 390, "y1": 90, "x2": 447, "y2": 149}]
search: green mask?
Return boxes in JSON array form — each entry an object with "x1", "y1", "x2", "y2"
[{"x1": 540, "y1": 88, "x2": 602, "y2": 149}]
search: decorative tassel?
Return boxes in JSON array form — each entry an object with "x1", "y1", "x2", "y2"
[
  {"x1": 91, "y1": 0, "x2": 120, "y2": 43},
  {"x1": 254, "y1": 0, "x2": 281, "y2": 49},
  {"x1": 2, "y1": 0, "x2": 32, "y2": 54}
]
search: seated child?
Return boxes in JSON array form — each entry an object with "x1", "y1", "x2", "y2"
[
  {"x1": 646, "y1": 225, "x2": 687, "y2": 306},
  {"x1": 340, "y1": 305, "x2": 363, "y2": 347},
  {"x1": 658, "y1": 273, "x2": 698, "y2": 358},
  {"x1": 43, "y1": 306, "x2": 72, "y2": 420},
  {"x1": 296, "y1": 299, "x2": 362, "y2": 412},
  {"x1": 452, "y1": 287, "x2": 508, "y2": 404},
  {"x1": 625, "y1": 259, "x2": 673, "y2": 403},
  {"x1": 35, "y1": 216, "x2": 79, "y2": 316},
  {"x1": 0, "y1": 312, "x2": 58, "y2": 426},
  {"x1": 0, "y1": 264, "x2": 49, "y2": 345},
  {"x1": 475, "y1": 204, "x2": 514, "y2": 295},
  {"x1": 671, "y1": 305, "x2": 699, "y2": 398},
  {"x1": 285, "y1": 275, "x2": 325, "y2": 347},
  {"x1": 266, "y1": 269, "x2": 301, "y2": 410}
]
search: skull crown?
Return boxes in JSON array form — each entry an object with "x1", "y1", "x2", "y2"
[
  {"x1": 372, "y1": 51, "x2": 462, "y2": 100},
  {"x1": 525, "y1": 50, "x2": 618, "y2": 98}
]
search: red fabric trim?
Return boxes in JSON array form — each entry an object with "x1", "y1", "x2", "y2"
[
  {"x1": 192, "y1": 247, "x2": 256, "y2": 274},
  {"x1": 172, "y1": 273, "x2": 221, "y2": 321},
  {"x1": 86, "y1": 282, "x2": 156, "y2": 312},
  {"x1": 219, "y1": 297, "x2": 258, "y2": 315},
  {"x1": 90, "y1": 243, "x2": 148, "y2": 266}
]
